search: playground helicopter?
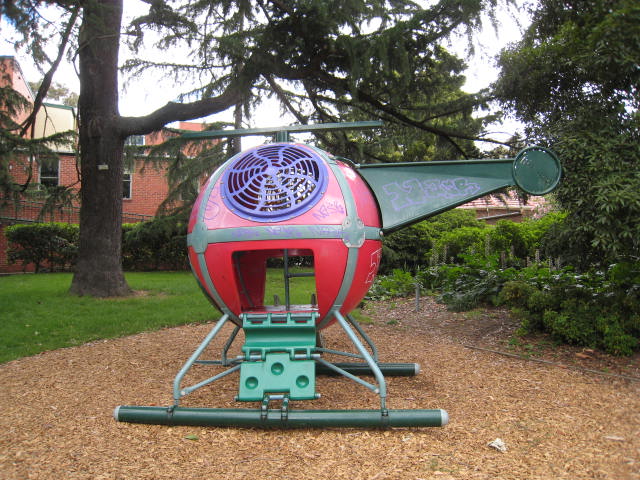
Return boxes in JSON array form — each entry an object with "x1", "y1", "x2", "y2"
[{"x1": 115, "y1": 121, "x2": 561, "y2": 428}]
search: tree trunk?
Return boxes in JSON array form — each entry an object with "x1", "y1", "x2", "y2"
[
  {"x1": 231, "y1": 102, "x2": 243, "y2": 155},
  {"x1": 70, "y1": 0, "x2": 130, "y2": 297}
]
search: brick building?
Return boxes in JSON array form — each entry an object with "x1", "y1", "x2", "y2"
[
  {"x1": 458, "y1": 194, "x2": 549, "y2": 224},
  {"x1": 0, "y1": 56, "x2": 205, "y2": 272}
]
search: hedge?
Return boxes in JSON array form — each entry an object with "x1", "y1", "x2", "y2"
[
  {"x1": 5, "y1": 222, "x2": 79, "y2": 272},
  {"x1": 122, "y1": 215, "x2": 188, "y2": 271},
  {"x1": 5, "y1": 215, "x2": 189, "y2": 272}
]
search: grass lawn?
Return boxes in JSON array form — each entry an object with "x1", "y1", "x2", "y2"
[{"x1": 0, "y1": 269, "x2": 317, "y2": 364}]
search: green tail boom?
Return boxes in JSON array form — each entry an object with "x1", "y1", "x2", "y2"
[{"x1": 358, "y1": 146, "x2": 561, "y2": 232}]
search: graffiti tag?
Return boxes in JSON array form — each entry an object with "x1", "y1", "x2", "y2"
[
  {"x1": 382, "y1": 177, "x2": 481, "y2": 212},
  {"x1": 312, "y1": 200, "x2": 346, "y2": 221},
  {"x1": 231, "y1": 225, "x2": 342, "y2": 240},
  {"x1": 366, "y1": 248, "x2": 383, "y2": 284}
]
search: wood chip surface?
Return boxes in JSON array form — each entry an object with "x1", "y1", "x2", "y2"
[{"x1": 1, "y1": 298, "x2": 638, "y2": 479}]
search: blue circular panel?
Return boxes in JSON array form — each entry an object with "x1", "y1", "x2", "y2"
[{"x1": 221, "y1": 143, "x2": 328, "y2": 222}]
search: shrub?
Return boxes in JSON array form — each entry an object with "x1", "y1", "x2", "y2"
[
  {"x1": 497, "y1": 280, "x2": 539, "y2": 309},
  {"x1": 415, "y1": 265, "x2": 447, "y2": 292},
  {"x1": 521, "y1": 210, "x2": 567, "y2": 253},
  {"x1": 430, "y1": 226, "x2": 487, "y2": 264},
  {"x1": 382, "y1": 210, "x2": 567, "y2": 272},
  {"x1": 4, "y1": 217, "x2": 191, "y2": 273},
  {"x1": 380, "y1": 209, "x2": 482, "y2": 273},
  {"x1": 122, "y1": 215, "x2": 188, "y2": 270},
  {"x1": 487, "y1": 220, "x2": 528, "y2": 259},
  {"x1": 376, "y1": 207, "x2": 640, "y2": 356},
  {"x1": 551, "y1": 118, "x2": 640, "y2": 269},
  {"x1": 538, "y1": 213, "x2": 587, "y2": 268},
  {"x1": 383, "y1": 252, "x2": 640, "y2": 355},
  {"x1": 500, "y1": 263, "x2": 640, "y2": 355},
  {"x1": 433, "y1": 255, "x2": 518, "y2": 311},
  {"x1": 422, "y1": 208, "x2": 485, "y2": 237},
  {"x1": 379, "y1": 222, "x2": 434, "y2": 273},
  {"x1": 5, "y1": 222, "x2": 79, "y2": 272},
  {"x1": 366, "y1": 269, "x2": 417, "y2": 300}
]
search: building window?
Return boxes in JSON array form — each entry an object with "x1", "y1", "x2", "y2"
[
  {"x1": 125, "y1": 135, "x2": 145, "y2": 146},
  {"x1": 39, "y1": 159, "x2": 59, "y2": 187},
  {"x1": 123, "y1": 169, "x2": 132, "y2": 199}
]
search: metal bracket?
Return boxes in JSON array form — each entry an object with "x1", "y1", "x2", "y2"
[
  {"x1": 187, "y1": 223, "x2": 209, "y2": 254},
  {"x1": 281, "y1": 396, "x2": 290, "y2": 421},
  {"x1": 259, "y1": 394, "x2": 291, "y2": 422},
  {"x1": 342, "y1": 216, "x2": 366, "y2": 248}
]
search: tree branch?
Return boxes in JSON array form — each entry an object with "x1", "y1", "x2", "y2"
[
  {"x1": 264, "y1": 75, "x2": 308, "y2": 124},
  {"x1": 118, "y1": 82, "x2": 243, "y2": 136},
  {"x1": 118, "y1": 47, "x2": 289, "y2": 136},
  {"x1": 20, "y1": 6, "x2": 79, "y2": 137}
]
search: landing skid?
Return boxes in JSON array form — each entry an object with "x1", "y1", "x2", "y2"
[{"x1": 115, "y1": 311, "x2": 448, "y2": 428}]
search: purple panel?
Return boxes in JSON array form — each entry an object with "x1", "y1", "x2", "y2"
[{"x1": 221, "y1": 143, "x2": 328, "y2": 222}]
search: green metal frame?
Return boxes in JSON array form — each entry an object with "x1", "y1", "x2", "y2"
[
  {"x1": 164, "y1": 309, "x2": 395, "y2": 408},
  {"x1": 164, "y1": 238, "x2": 394, "y2": 413},
  {"x1": 117, "y1": 241, "x2": 432, "y2": 425},
  {"x1": 172, "y1": 314, "x2": 239, "y2": 402},
  {"x1": 115, "y1": 306, "x2": 444, "y2": 428},
  {"x1": 180, "y1": 120, "x2": 384, "y2": 142},
  {"x1": 115, "y1": 406, "x2": 447, "y2": 428}
]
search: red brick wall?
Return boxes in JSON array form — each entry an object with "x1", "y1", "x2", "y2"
[
  {"x1": 58, "y1": 154, "x2": 80, "y2": 192},
  {"x1": 0, "y1": 57, "x2": 34, "y2": 126},
  {"x1": 6, "y1": 154, "x2": 173, "y2": 216},
  {"x1": 124, "y1": 161, "x2": 172, "y2": 217}
]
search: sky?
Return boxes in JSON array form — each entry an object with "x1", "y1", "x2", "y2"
[{"x1": 1, "y1": 2, "x2": 530, "y2": 150}]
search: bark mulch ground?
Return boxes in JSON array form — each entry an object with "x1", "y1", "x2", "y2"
[{"x1": 1, "y1": 297, "x2": 638, "y2": 479}]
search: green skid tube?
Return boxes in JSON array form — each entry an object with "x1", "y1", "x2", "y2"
[
  {"x1": 114, "y1": 406, "x2": 448, "y2": 428},
  {"x1": 316, "y1": 362, "x2": 419, "y2": 377}
]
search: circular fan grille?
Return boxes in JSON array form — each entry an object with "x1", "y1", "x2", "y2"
[{"x1": 221, "y1": 143, "x2": 328, "y2": 222}]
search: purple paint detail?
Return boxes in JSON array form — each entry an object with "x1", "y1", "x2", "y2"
[
  {"x1": 221, "y1": 143, "x2": 328, "y2": 222},
  {"x1": 204, "y1": 200, "x2": 220, "y2": 220}
]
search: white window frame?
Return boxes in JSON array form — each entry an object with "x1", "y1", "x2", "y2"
[
  {"x1": 39, "y1": 158, "x2": 59, "y2": 187},
  {"x1": 123, "y1": 168, "x2": 132, "y2": 200},
  {"x1": 125, "y1": 135, "x2": 145, "y2": 146}
]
